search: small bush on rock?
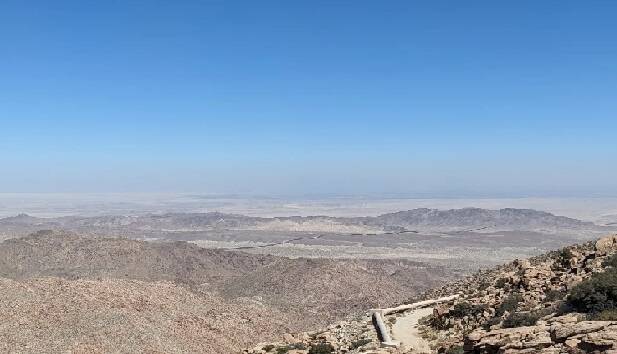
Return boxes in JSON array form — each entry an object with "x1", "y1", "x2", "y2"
[
  {"x1": 545, "y1": 289, "x2": 566, "y2": 302},
  {"x1": 444, "y1": 345, "x2": 465, "y2": 354},
  {"x1": 275, "y1": 347, "x2": 289, "y2": 354},
  {"x1": 496, "y1": 293, "x2": 523, "y2": 317},
  {"x1": 450, "y1": 302, "x2": 488, "y2": 318},
  {"x1": 495, "y1": 278, "x2": 508, "y2": 289},
  {"x1": 477, "y1": 280, "x2": 490, "y2": 291},
  {"x1": 502, "y1": 312, "x2": 541, "y2": 328},
  {"x1": 602, "y1": 254, "x2": 617, "y2": 269},
  {"x1": 591, "y1": 309, "x2": 617, "y2": 321},
  {"x1": 308, "y1": 343, "x2": 334, "y2": 354},
  {"x1": 350, "y1": 339, "x2": 371, "y2": 349},
  {"x1": 482, "y1": 317, "x2": 502, "y2": 330},
  {"x1": 553, "y1": 248, "x2": 574, "y2": 270},
  {"x1": 567, "y1": 269, "x2": 617, "y2": 313},
  {"x1": 427, "y1": 314, "x2": 450, "y2": 330}
]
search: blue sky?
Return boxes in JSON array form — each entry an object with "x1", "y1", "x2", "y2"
[{"x1": 1, "y1": 1, "x2": 616, "y2": 196}]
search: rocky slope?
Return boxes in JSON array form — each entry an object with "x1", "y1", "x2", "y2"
[
  {"x1": 419, "y1": 233, "x2": 617, "y2": 353},
  {"x1": 0, "y1": 231, "x2": 453, "y2": 353},
  {"x1": 221, "y1": 257, "x2": 449, "y2": 324},
  {"x1": 247, "y1": 234, "x2": 617, "y2": 354},
  {"x1": 0, "y1": 277, "x2": 293, "y2": 354},
  {"x1": 0, "y1": 230, "x2": 276, "y2": 283}
]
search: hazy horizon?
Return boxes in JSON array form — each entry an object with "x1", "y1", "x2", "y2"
[{"x1": 1, "y1": 193, "x2": 617, "y2": 223}]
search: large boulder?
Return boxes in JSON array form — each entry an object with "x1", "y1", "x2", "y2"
[
  {"x1": 465, "y1": 325, "x2": 552, "y2": 352},
  {"x1": 465, "y1": 316, "x2": 617, "y2": 353},
  {"x1": 595, "y1": 234, "x2": 617, "y2": 255}
]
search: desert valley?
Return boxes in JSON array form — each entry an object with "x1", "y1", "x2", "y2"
[{"x1": 1, "y1": 196, "x2": 617, "y2": 353}]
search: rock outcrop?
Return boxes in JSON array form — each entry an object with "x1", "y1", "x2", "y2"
[
  {"x1": 422, "y1": 234, "x2": 617, "y2": 353},
  {"x1": 465, "y1": 315, "x2": 617, "y2": 353}
]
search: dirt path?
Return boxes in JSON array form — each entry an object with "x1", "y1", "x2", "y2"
[{"x1": 390, "y1": 307, "x2": 433, "y2": 353}]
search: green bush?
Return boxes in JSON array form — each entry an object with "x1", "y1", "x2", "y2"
[
  {"x1": 477, "y1": 280, "x2": 490, "y2": 291},
  {"x1": 553, "y1": 248, "x2": 574, "y2": 270},
  {"x1": 308, "y1": 343, "x2": 334, "y2": 354},
  {"x1": 602, "y1": 254, "x2": 617, "y2": 268},
  {"x1": 591, "y1": 309, "x2": 617, "y2": 321},
  {"x1": 444, "y1": 345, "x2": 465, "y2": 354},
  {"x1": 544, "y1": 289, "x2": 566, "y2": 302},
  {"x1": 350, "y1": 339, "x2": 371, "y2": 349},
  {"x1": 502, "y1": 312, "x2": 540, "y2": 328},
  {"x1": 567, "y1": 269, "x2": 617, "y2": 313},
  {"x1": 495, "y1": 278, "x2": 508, "y2": 289},
  {"x1": 275, "y1": 347, "x2": 289, "y2": 354},
  {"x1": 427, "y1": 314, "x2": 450, "y2": 330},
  {"x1": 482, "y1": 317, "x2": 502, "y2": 330},
  {"x1": 495, "y1": 293, "x2": 523, "y2": 316},
  {"x1": 450, "y1": 302, "x2": 488, "y2": 318}
]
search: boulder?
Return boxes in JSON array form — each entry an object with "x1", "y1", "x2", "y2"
[{"x1": 595, "y1": 234, "x2": 617, "y2": 254}]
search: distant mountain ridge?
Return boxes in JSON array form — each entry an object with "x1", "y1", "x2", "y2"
[
  {"x1": 368, "y1": 207, "x2": 595, "y2": 231},
  {"x1": 0, "y1": 208, "x2": 605, "y2": 237}
]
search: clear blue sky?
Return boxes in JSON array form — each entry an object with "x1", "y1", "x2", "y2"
[{"x1": 1, "y1": 1, "x2": 616, "y2": 196}]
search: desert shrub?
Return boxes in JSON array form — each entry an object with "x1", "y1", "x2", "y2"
[
  {"x1": 602, "y1": 254, "x2": 617, "y2": 268},
  {"x1": 553, "y1": 248, "x2": 574, "y2": 270},
  {"x1": 350, "y1": 339, "x2": 371, "y2": 350},
  {"x1": 545, "y1": 289, "x2": 566, "y2": 302},
  {"x1": 275, "y1": 344, "x2": 310, "y2": 354},
  {"x1": 482, "y1": 316, "x2": 501, "y2": 330},
  {"x1": 502, "y1": 312, "x2": 540, "y2": 328},
  {"x1": 308, "y1": 343, "x2": 334, "y2": 354},
  {"x1": 428, "y1": 302, "x2": 488, "y2": 330},
  {"x1": 444, "y1": 345, "x2": 465, "y2": 354},
  {"x1": 477, "y1": 280, "x2": 490, "y2": 291},
  {"x1": 495, "y1": 293, "x2": 523, "y2": 317},
  {"x1": 591, "y1": 309, "x2": 617, "y2": 321},
  {"x1": 567, "y1": 269, "x2": 617, "y2": 313},
  {"x1": 427, "y1": 314, "x2": 450, "y2": 330},
  {"x1": 555, "y1": 301, "x2": 575, "y2": 316},
  {"x1": 450, "y1": 302, "x2": 488, "y2": 318},
  {"x1": 275, "y1": 347, "x2": 289, "y2": 354},
  {"x1": 495, "y1": 278, "x2": 508, "y2": 289}
]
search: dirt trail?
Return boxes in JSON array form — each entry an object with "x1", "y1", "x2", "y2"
[{"x1": 390, "y1": 307, "x2": 433, "y2": 353}]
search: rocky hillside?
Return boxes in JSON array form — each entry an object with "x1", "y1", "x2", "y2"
[
  {"x1": 419, "y1": 233, "x2": 617, "y2": 353},
  {"x1": 0, "y1": 231, "x2": 453, "y2": 353},
  {"x1": 246, "y1": 234, "x2": 617, "y2": 354},
  {"x1": 0, "y1": 277, "x2": 293, "y2": 354},
  {"x1": 220, "y1": 257, "x2": 448, "y2": 323},
  {"x1": 0, "y1": 230, "x2": 275, "y2": 283}
]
